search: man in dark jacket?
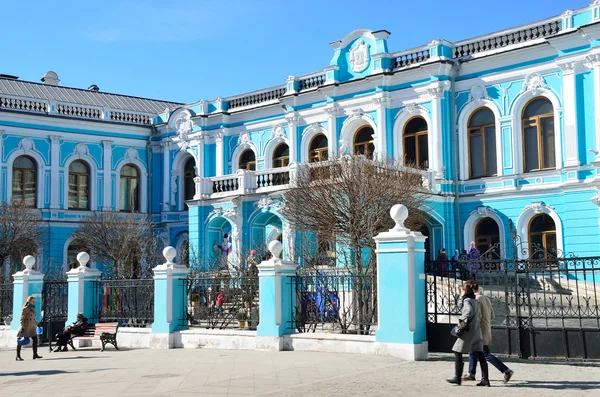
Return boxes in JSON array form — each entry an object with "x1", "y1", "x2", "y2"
[{"x1": 54, "y1": 313, "x2": 88, "y2": 352}]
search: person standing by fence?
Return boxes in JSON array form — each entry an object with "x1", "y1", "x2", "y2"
[
  {"x1": 447, "y1": 283, "x2": 489, "y2": 386},
  {"x1": 464, "y1": 282, "x2": 514, "y2": 384},
  {"x1": 16, "y1": 296, "x2": 42, "y2": 361}
]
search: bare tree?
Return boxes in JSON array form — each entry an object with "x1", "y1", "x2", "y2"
[
  {"x1": 0, "y1": 201, "x2": 45, "y2": 281},
  {"x1": 71, "y1": 212, "x2": 162, "y2": 279},
  {"x1": 281, "y1": 155, "x2": 431, "y2": 334}
]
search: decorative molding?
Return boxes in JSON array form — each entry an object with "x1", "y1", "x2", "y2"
[
  {"x1": 215, "y1": 131, "x2": 224, "y2": 142},
  {"x1": 73, "y1": 143, "x2": 89, "y2": 156},
  {"x1": 476, "y1": 206, "x2": 491, "y2": 218},
  {"x1": 272, "y1": 124, "x2": 287, "y2": 140},
  {"x1": 125, "y1": 147, "x2": 138, "y2": 159},
  {"x1": 302, "y1": 122, "x2": 325, "y2": 137},
  {"x1": 557, "y1": 61, "x2": 586, "y2": 75},
  {"x1": 394, "y1": 103, "x2": 427, "y2": 119},
  {"x1": 521, "y1": 72, "x2": 548, "y2": 94},
  {"x1": 372, "y1": 96, "x2": 392, "y2": 108},
  {"x1": 49, "y1": 135, "x2": 61, "y2": 144},
  {"x1": 468, "y1": 85, "x2": 489, "y2": 103},
  {"x1": 18, "y1": 138, "x2": 34, "y2": 152},
  {"x1": 255, "y1": 195, "x2": 283, "y2": 213},
  {"x1": 349, "y1": 39, "x2": 370, "y2": 73},
  {"x1": 324, "y1": 103, "x2": 341, "y2": 117},
  {"x1": 237, "y1": 131, "x2": 251, "y2": 146}
]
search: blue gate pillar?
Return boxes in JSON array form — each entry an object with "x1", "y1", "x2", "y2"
[
  {"x1": 151, "y1": 246, "x2": 190, "y2": 348},
  {"x1": 256, "y1": 240, "x2": 296, "y2": 351},
  {"x1": 374, "y1": 204, "x2": 428, "y2": 361},
  {"x1": 66, "y1": 252, "x2": 101, "y2": 325},
  {"x1": 11, "y1": 255, "x2": 44, "y2": 331}
]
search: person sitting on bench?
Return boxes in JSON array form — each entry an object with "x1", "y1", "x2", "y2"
[{"x1": 54, "y1": 313, "x2": 88, "y2": 352}]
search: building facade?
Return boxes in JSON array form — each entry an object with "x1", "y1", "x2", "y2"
[{"x1": 2, "y1": 4, "x2": 600, "y2": 274}]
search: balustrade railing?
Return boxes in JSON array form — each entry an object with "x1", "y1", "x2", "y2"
[
  {"x1": 56, "y1": 103, "x2": 102, "y2": 119},
  {"x1": 182, "y1": 275, "x2": 259, "y2": 330},
  {"x1": 289, "y1": 270, "x2": 377, "y2": 335},
  {"x1": 0, "y1": 283, "x2": 13, "y2": 325},
  {"x1": 212, "y1": 176, "x2": 240, "y2": 193},
  {"x1": 392, "y1": 47, "x2": 431, "y2": 70},
  {"x1": 228, "y1": 86, "x2": 286, "y2": 110},
  {"x1": 256, "y1": 168, "x2": 290, "y2": 188},
  {"x1": 0, "y1": 95, "x2": 48, "y2": 113},
  {"x1": 109, "y1": 110, "x2": 153, "y2": 125},
  {"x1": 454, "y1": 19, "x2": 562, "y2": 58},
  {"x1": 298, "y1": 73, "x2": 326, "y2": 91},
  {"x1": 92, "y1": 279, "x2": 154, "y2": 327}
]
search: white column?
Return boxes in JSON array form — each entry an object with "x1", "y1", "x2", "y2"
[
  {"x1": 286, "y1": 113, "x2": 299, "y2": 164},
  {"x1": 429, "y1": 87, "x2": 445, "y2": 178},
  {"x1": 325, "y1": 104, "x2": 339, "y2": 157},
  {"x1": 102, "y1": 140, "x2": 113, "y2": 210},
  {"x1": 561, "y1": 61, "x2": 580, "y2": 167},
  {"x1": 49, "y1": 135, "x2": 61, "y2": 209},
  {"x1": 589, "y1": 55, "x2": 600, "y2": 162},
  {"x1": 162, "y1": 142, "x2": 170, "y2": 211},
  {"x1": 215, "y1": 130, "x2": 225, "y2": 176},
  {"x1": 193, "y1": 136, "x2": 205, "y2": 178},
  {"x1": 373, "y1": 96, "x2": 390, "y2": 159}
]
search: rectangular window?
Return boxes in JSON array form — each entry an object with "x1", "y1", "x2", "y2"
[
  {"x1": 524, "y1": 124, "x2": 539, "y2": 172},
  {"x1": 469, "y1": 133, "x2": 484, "y2": 178},
  {"x1": 541, "y1": 117, "x2": 555, "y2": 169},
  {"x1": 120, "y1": 178, "x2": 129, "y2": 211},
  {"x1": 484, "y1": 126, "x2": 497, "y2": 176},
  {"x1": 404, "y1": 136, "x2": 416, "y2": 166},
  {"x1": 417, "y1": 134, "x2": 428, "y2": 168},
  {"x1": 68, "y1": 174, "x2": 78, "y2": 208},
  {"x1": 12, "y1": 170, "x2": 23, "y2": 200},
  {"x1": 24, "y1": 170, "x2": 36, "y2": 208}
]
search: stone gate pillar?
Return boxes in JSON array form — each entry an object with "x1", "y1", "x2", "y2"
[
  {"x1": 373, "y1": 204, "x2": 428, "y2": 361},
  {"x1": 66, "y1": 252, "x2": 101, "y2": 325},
  {"x1": 11, "y1": 255, "x2": 44, "y2": 330}
]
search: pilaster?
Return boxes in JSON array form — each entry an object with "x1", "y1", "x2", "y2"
[
  {"x1": 588, "y1": 54, "x2": 600, "y2": 162},
  {"x1": 49, "y1": 135, "x2": 61, "y2": 209},
  {"x1": 324, "y1": 104, "x2": 340, "y2": 157},
  {"x1": 161, "y1": 142, "x2": 170, "y2": 211},
  {"x1": 373, "y1": 96, "x2": 391, "y2": 158},
  {"x1": 285, "y1": 113, "x2": 300, "y2": 164},
  {"x1": 559, "y1": 61, "x2": 582, "y2": 167},
  {"x1": 215, "y1": 130, "x2": 225, "y2": 176},
  {"x1": 102, "y1": 140, "x2": 113, "y2": 210}
]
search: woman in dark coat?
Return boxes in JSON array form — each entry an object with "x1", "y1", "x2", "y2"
[
  {"x1": 16, "y1": 295, "x2": 42, "y2": 361},
  {"x1": 54, "y1": 313, "x2": 88, "y2": 352},
  {"x1": 446, "y1": 283, "x2": 489, "y2": 386}
]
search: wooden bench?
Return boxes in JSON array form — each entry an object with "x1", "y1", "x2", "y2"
[{"x1": 68, "y1": 322, "x2": 120, "y2": 352}]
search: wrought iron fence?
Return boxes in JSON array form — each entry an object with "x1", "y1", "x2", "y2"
[
  {"x1": 0, "y1": 283, "x2": 13, "y2": 325},
  {"x1": 181, "y1": 275, "x2": 259, "y2": 330},
  {"x1": 91, "y1": 279, "x2": 154, "y2": 327},
  {"x1": 425, "y1": 257, "x2": 600, "y2": 359},
  {"x1": 289, "y1": 271, "x2": 377, "y2": 335},
  {"x1": 40, "y1": 280, "x2": 69, "y2": 348}
]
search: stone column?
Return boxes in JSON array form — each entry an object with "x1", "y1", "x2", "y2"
[
  {"x1": 161, "y1": 142, "x2": 170, "y2": 211},
  {"x1": 429, "y1": 86, "x2": 446, "y2": 179},
  {"x1": 49, "y1": 135, "x2": 61, "y2": 209},
  {"x1": 66, "y1": 252, "x2": 101, "y2": 325},
  {"x1": 588, "y1": 54, "x2": 600, "y2": 162},
  {"x1": 286, "y1": 113, "x2": 299, "y2": 164},
  {"x1": 11, "y1": 256, "x2": 44, "y2": 331},
  {"x1": 256, "y1": 241, "x2": 296, "y2": 351},
  {"x1": 102, "y1": 140, "x2": 113, "y2": 210},
  {"x1": 324, "y1": 104, "x2": 339, "y2": 157},
  {"x1": 151, "y1": 246, "x2": 190, "y2": 348},
  {"x1": 373, "y1": 204, "x2": 428, "y2": 361},
  {"x1": 215, "y1": 131, "x2": 225, "y2": 176},
  {"x1": 373, "y1": 96, "x2": 391, "y2": 159},
  {"x1": 560, "y1": 61, "x2": 580, "y2": 167}
]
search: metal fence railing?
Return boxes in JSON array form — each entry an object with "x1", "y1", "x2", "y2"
[
  {"x1": 181, "y1": 275, "x2": 259, "y2": 330},
  {"x1": 0, "y1": 283, "x2": 13, "y2": 325},
  {"x1": 289, "y1": 271, "x2": 377, "y2": 335},
  {"x1": 91, "y1": 279, "x2": 154, "y2": 327}
]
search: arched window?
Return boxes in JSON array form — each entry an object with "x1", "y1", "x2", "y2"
[
  {"x1": 239, "y1": 149, "x2": 256, "y2": 171},
  {"x1": 528, "y1": 214, "x2": 557, "y2": 258},
  {"x1": 404, "y1": 117, "x2": 428, "y2": 168},
  {"x1": 273, "y1": 143, "x2": 290, "y2": 168},
  {"x1": 522, "y1": 98, "x2": 555, "y2": 172},
  {"x1": 468, "y1": 108, "x2": 497, "y2": 178},
  {"x1": 119, "y1": 164, "x2": 139, "y2": 212},
  {"x1": 67, "y1": 239, "x2": 87, "y2": 270},
  {"x1": 309, "y1": 134, "x2": 328, "y2": 163},
  {"x1": 353, "y1": 127, "x2": 374, "y2": 159},
  {"x1": 68, "y1": 160, "x2": 90, "y2": 210},
  {"x1": 12, "y1": 156, "x2": 37, "y2": 208},
  {"x1": 183, "y1": 158, "x2": 196, "y2": 202},
  {"x1": 475, "y1": 218, "x2": 500, "y2": 256}
]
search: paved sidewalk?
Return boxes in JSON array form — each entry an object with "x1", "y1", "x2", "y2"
[{"x1": 0, "y1": 347, "x2": 598, "y2": 396}]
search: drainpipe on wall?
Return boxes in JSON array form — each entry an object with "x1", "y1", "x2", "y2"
[{"x1": 451, "y1": 61, "x2": 462, "y2": 251}]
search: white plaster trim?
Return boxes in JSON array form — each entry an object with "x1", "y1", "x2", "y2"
[
  {"x1": 62, "y1": 153, "x2": 98, "y2": 211},
  {"x1": 510, "y1": 87, "x2": 563, "y2": 173},
  {"x1": 172, "y1": 149, "x2": 196, "y2": 211},
  {"x1": 456, "y1": 99, "x2": 503, "y2": 180},
  {"x1": 300, "y1": 124, "x2": 328, "y2": 163},
  {"x1": 339, "y1": 112, "x2": 377, "y2": 156},
  {"x1": 263, "y1": 136, "x2": 290, "y2": 170},
  {"x1": 114, "y1": 157, "x2": 148, "y2": 213},
  {"x1": 463, "y1": 207, "x2": 506, "y2": 253},
  {"x1": 230, "y1": 142, "x2": 259, "y2": 173},
  {"x1": 515, "y1": 202, "x2": 564, "y2": 259},
  {"x1": 392, "y1": 106, "x2": 432, "y2": 165},
  {"x1": 5, "y1": 149, "x2": 46, "y2": 207}
]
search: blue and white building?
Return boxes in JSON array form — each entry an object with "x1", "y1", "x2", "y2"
[{"x1": 2, "y1": 4, "x2": 600, "y2": 273}]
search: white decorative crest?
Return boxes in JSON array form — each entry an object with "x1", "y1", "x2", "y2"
[
  {"x1": 476, "y1": 206, "x2": 490, "y2": 218},
  {"x1": 174, "y1": 112, "x2": 193, "y2": 142},
  {"x1": 255, "y1": 195, "x2": 282, "y2": 213},
  {"x1": 469, "y1": 85, "x2": 488, "y2": 102},
  {"x1": 273, "y1": 125, "x2": 286, "y2": 140},
  {"x1": 349, "y1": 39, "x2": 370, "y2": 73},
  {"x1": 531, "y1": 201, "x2": 544, "y2": 214},
  {"x1": 395, "y1": 103, "x2": 426, "y2": 119},
  {"x1": 73, "y1": 143, "x2": 88, "y2": 156},
  {"x1": 18, "y1": 138, "x2": 34, "y2": 152},
  {"x1": 238, "y1": 131, "x2": 251, "y2": 146},
  {"x1": 125, "y1": 147, "x2": 138, "y2": 159},
  {"x1": 521, "y1": 73, "x2": 547, "y2": 94}
]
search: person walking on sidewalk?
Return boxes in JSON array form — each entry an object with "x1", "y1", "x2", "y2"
[
  {"x1": 447, "y1": 282, "x2": 490, "y2": 386},
  {"x1": 463, "y1": 282, "x2": 514, "y2": 384},
  {"x1": 16, "y1": 295, "x2": 43, "y2": 361}
]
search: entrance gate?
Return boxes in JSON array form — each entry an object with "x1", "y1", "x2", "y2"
[
  {"x1": 425, "y1": 256, "x2": 600, "y2": 359},
  {"x1": 41, "y1": 280, "x2": 69, "y2": 350}
]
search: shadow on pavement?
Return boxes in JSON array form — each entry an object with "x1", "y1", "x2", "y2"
[
  {"x1": 0, "y1": 368, "x2": 113, "y2": 377},
  {"x1": 505, "y1": 381, "x2": 600, "y2": 390},
  {"x1": 428, "y1": 354, "x2": 600, "y2": 368}
]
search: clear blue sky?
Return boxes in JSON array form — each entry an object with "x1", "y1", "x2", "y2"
[{"x1": 3, "y1": 0, "x2": 580, "y2": 104}]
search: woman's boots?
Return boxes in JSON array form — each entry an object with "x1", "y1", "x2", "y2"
[
  {"x1": 15, "y1": 345, "x2": 23, "y2": 361},
  {"x1": 32, "y1": 337, "x2": 42, "y2": 360},
  {"x1": 446, "y1": 355, "x2": 464, "y2": 385}
]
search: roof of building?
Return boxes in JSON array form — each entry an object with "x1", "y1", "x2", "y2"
[{"x1": 0, "y1": 76, "x2": 182, "y2": 114}]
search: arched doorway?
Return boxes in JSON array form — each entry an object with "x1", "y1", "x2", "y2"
[
  {"x1": 250, "y1": 211, "x2": 283, "y2": 260},
  {"x1": 475, "y1": 218, "x2": 500, "y2": 257},
  {"x1": 206, "y1": 217, "x2": 233, "y2": 271}
]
